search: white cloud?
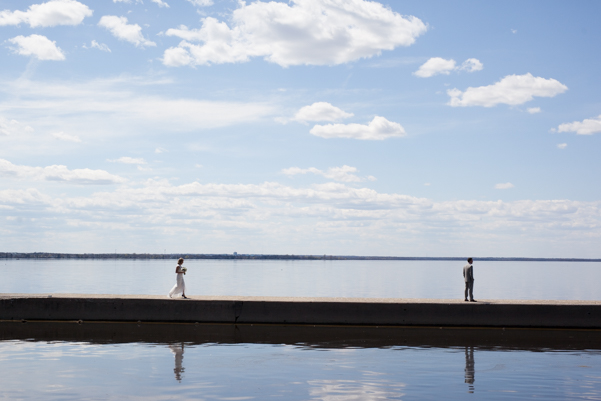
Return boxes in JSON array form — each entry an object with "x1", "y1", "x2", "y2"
[
  {"x1": 52, "y1": 131, "x2": 81, "y2": 142},
  {"x1": 556, "y1": 115, "x2": 601, "y2": 135},
  {"x1": 2, "y1": 179, "x2": 600, "y2": 256},
  {"x1": 163, "y1": 0, "x2": 427, "y2": 67},
  {"x1": 557, "y1": 143, "x2": 567, "y2": 149},
  {"x1": 186, "y1": 0, "x2": 213, "y2": 6},
  {"x1": 0, "y1": 0, "x2": 92, "y2": 27},
  {"x1": 0, "y1": 78, "x2": 276, "y2": 136},
  {"x1": 447, "y1": 73, "x2": 567, "y2": 107},
  {"x1": 527, "y1": 107, "x2": 541, "y2": 114},
  {"x1": 0, "y1": 117, "x2": 34, "y2": 136},
  {"x1": 459, "y1": 58, "x2": 483, "y2": 72},
  {"x1": 8, "y1": 34, "x2": 66, "y2": 61},
  {"x1": 293, "y1": 102, "x2": 353, "y2": 123},
  {"x1": 310, "y1": 116, "x2": 406, "y2": 140},
  {"x1": 282, "y1": 165, "x2": 370, "y2": 182},
  {"x1": 98, "y1": 15, "x2": 156, "y2": 48},
  {"x1": 88, "y1": 40, "x2": 111, "y2": 52},
  {"x1": 151, "y1": 0, "x2": 170, "y2": 7},
  {"x1": 155, "y1": 147, "x2": 167, "y2": 154},
  {"x1": 413, "y1": 57, "x2": 456, "y2": 77},
  {"x1": 413, "y1": 57, "x2": 482, "y2": 78},
  {"x1": 107, "y1": 157, "x2": 146, "y2": 165},
  {"x1": 495, "y1": 182, "x2": 514, "y2": 189},
  {"x1": 0, "y1": 159, "x2": 125, "y2": 185}
]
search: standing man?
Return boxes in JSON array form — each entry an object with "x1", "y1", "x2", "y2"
[{"x1": 463, "y1": 258, "x2": 476, "y2": 302}]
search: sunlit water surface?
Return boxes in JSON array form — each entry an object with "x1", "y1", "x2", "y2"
[
  {"x1": 1, "y1": 338, "x2": 600, "y2": 400},
  {"x1": 1, "y1": 259, "x2": 600, "y2": 300}
]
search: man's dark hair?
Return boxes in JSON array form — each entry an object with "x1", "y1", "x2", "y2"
[{"x1": 467, "y1": 257, "x2": 473, "y2": 263}]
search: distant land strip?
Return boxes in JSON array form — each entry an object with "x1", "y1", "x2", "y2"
[{"x1": 1, "y1": 253, "x2": 600, "y2": 262}]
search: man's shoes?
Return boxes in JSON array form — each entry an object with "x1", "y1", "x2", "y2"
[
  {"x1": 464, "y1": 299, "x2": 468, "y2": 302},
  {"x1": 470, "y1": 299, "x2": 477, "y2": 302}
]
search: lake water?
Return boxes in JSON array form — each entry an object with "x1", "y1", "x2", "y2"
[
  {"x1": 1, "y1": 321, "x2": 600, "y2": 400},
  {"x1": 2, "y1": 259, "x2": 601, "y2": 399},
  {"x1": 1, "y1": 258, "x2": 600, "y2": 300}
]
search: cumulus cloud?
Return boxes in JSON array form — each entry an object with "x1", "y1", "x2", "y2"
[
  {"x1": 460, "y1": 58, "x2": 483, "y2": 72},
  {"x1": 0, "y1": 159, "x2": 125, "y2": 185},
  {"x1": 98, "y1": 16, "x2": 156, "y2": 48},
  {"x1": 0, "y1": 117, "x2": 34, "y2": 136},
  {"x1": 557, "y1": 143, "x2": 567, "y2": 149},
  {"x1": 107, "y1": 157, "x2": 146, "y2": 165},
  {"x1": 2, "y1": 179, "x2": 600, "y2": 257},
  {"x1": 527, "y1": 107, "x2": 541, "y2": 114},
  {"x1": 163, "y1": 0, "x2": 427, "y2": 67},
  {"x1": 282, "y1": 165, "x2": 374, "y2": 182},
  {"x1": 292, "y1": 102, "x2": 353, "y2": 123},
  {"x1": 413, "y1": 57, "x2": 482, "y2": 78},
  {"x1": 186, "y1": 0, "x2": 213, "y2": 6},
  {"x1": 447, "y1": 73, "x2": 567, "y2": 107},
  {"x1": 310, "y1": 116, "x2": 406, "y2": 140},
  {"x1": 555, "y1": 115, "x2": 601, "y2": 135},
  {"x1": 151, "y1": 0, "x2": 170, "y2": 7},
  {"x1": 8, "y1": 34, "x2": 65, "y2": 61},
  {"x1": 495, "y1": 182, "x2": 514, "y2": 190},
  {"x1": 0, "y1": 0, "x2": 92, "y2": 27},
  {"x1": 413, "y1": 57, "x2": 455, "y2": 77},
  {"x1": 85, "y1": 40, "x2": 111, "y2": 52},
  {"x1": 52, "y1": 131, "x2": 81, "y2": 142}
]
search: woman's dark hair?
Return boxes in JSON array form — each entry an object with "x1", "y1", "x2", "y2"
[{"x1": 178, "y1": 258, "x2": 184, "y2": 264}]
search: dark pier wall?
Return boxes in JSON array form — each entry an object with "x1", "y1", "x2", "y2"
[{"x1": 1, "y1": 295, "x2": 600, "y2": 329}]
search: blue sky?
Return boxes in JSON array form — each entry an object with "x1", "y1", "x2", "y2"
[{"x1": 1, "y1": 0, "x2": 600, "y2": 257}]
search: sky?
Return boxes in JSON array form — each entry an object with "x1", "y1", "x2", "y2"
[{"x1": 0, "y1": 0, "x2": 600, "y2": 257}]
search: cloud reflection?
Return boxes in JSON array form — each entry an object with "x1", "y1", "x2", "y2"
[{"x1": 308, "y1": 378, "x2": 405, "y2": 400}]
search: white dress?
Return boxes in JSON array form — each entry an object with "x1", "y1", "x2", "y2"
[{"x1": 168, "y1": 268, "x2": 186, "y2": 298}]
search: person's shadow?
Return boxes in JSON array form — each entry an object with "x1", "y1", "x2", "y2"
[
  {"x1": 169, "y1": 343, "x2": 185, "y2": 382},
  {"x1": 464, "y1": 346, "x2": 475, "y2": 393}
]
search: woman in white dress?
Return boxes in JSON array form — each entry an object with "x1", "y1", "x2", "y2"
[{"x1": 168, "y1": 258, "x2": 188, "y2": 299}]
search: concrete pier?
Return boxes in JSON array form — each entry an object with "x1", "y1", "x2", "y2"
[{"x1": 1, "y1": 294, "x2": 601, "y2": 329}]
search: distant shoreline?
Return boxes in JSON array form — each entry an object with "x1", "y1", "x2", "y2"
[{"x1": 1, "y1": 253, "x2": 599, "y2": 262}]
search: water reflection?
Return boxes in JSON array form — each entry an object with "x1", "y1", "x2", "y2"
[
  {"x1": 308, "y1": 378, "x2": 405, "y2": 400},
  {"x1": 168, "y1": 343, "x2": 185, "y2": 382},
  {"x1": 464, "y1": 346, "x2": 475, "y2": 393},
  {"x1": 1, "y1": 327, "x2": 601, "y2": 401}
]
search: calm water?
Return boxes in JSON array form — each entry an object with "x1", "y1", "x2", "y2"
[
  {"x1": 1, "y1": 322, "x2": 600, "y2": 400},
  {"x1": 1, "y1": 259, "x2": 600, "y2": 300},
  {"x1": 2, "y1": 259, "x2": 601, "y2": 399}
]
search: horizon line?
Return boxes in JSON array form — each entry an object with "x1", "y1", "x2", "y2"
[{"x1": 1, "y1": 252, "x2": 600, "y2": 262}]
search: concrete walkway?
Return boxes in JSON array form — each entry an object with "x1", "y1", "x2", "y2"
[{"x1": 1, "y1": 294, "x2": 600, "y2": 328}]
